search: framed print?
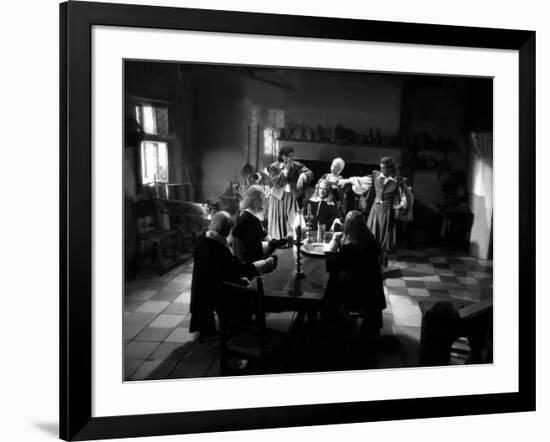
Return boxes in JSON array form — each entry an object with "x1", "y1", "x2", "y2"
[{"x1": 60, "y1": 1, "x2": 535, "y2": 440}]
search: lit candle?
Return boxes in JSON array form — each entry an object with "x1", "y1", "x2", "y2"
[
  {"x1": 292, "y1": 213, "x2": 305, "y2": 279},
  {"x1": 292, "y1": 210, "x2": 305, "y2": 240}
]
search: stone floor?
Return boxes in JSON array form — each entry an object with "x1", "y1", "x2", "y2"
[{"x1": 124, "y1": 247, "x2": 492, "y2": 380}]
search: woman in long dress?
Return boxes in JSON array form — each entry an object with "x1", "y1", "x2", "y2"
[
  {"x1": 367, "y1": 157, "x2": 409, "y2": 265},
  {"x1": 266, "y1": 146, "x2": 313, "y2": 240},
  {"x1": 339, "y1": 156, "x2": 408, "y2": 265}
]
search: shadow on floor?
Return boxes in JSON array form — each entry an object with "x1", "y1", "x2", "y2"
[{"x1": 33, "y1": 422, "x2": 58, "y2": 438}]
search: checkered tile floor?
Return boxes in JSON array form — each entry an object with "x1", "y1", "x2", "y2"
[{"x1": 124, "y1": 247, "x2": 492, "y2": 380}]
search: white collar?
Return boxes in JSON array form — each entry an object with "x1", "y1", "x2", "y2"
[
  {"x1": 380, "y1": 174, "x2": 397, "y2": 183},
  {"x1": 206, "y1": 230, "x2": 229, "y2": 247},
  {"x1": 245, "y1": 208, "x2": 264, "y2": 221}
]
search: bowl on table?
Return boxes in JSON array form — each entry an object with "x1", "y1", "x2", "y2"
[{"x1": 301, "y1": 241, "x2": 333, "y2": 256}]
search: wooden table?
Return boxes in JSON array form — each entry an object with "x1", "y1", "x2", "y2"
[
  {"x1": 254, "y1": 246, "x2": 330, "y2": 354},
  {"x1": 256, "y1": 247, "x2": 328, "y2": 312}
]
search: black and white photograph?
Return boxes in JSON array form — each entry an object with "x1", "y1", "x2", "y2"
[
  {"x1": 3, "y1": 0, "x2": 545, "y2": 440},
  {"x1": 123, "y1": 60, "x2": 493, "y2": 380}
]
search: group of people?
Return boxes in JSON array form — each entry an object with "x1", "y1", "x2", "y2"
[
  {"x1": 189, "y1": 210, "x2": 278, "y2": 338},
  {"x1": 265, "y1": 146, "x2": 412, "y2": 265},
  {"x1": 189, "y1": 146, "x2": 412, "y2": 340}
]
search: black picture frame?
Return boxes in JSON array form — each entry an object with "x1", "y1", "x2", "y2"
[{"x1": 60, "y1": 1, "x2": 536, "y2": 440}]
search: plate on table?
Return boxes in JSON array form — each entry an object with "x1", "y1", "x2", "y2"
[{"x1": 301, "y1": 242, "x2": 327, "y2": 256}]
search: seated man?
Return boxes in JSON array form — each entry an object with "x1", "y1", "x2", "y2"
[
  {"x1": 189, "y1": 211, "x2": 277, "y2": 339},
  {"x1": 306, "y1": 179, "x2": 343, "y2": 232}
]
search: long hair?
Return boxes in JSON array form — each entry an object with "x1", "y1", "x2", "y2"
[
  {"x1": 278, "y1": 145, "x2": 294, "y2": 162},
  {"x1": 240, "y1": 184, "x2": 265, "y2": 212},
  {"x1": 313, "y1": 179, "x2": 334, "y2": 201},
  {"x1": 343, "y1": 210, "x2": 375, "y2": 251}
]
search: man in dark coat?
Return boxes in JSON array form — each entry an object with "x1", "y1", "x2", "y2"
[{"x1": 189, "y1": 211, "x2": 276, "y2": 338}]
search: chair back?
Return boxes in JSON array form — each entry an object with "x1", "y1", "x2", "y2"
[
  {"x1": 217, "y1": 278, "x2": 265, "y2": 332},
  {"x1": 217, "y1": 278, "x2": 268, "y2": 372},
  {"x1": 254, "y1": 278, "x2": 266, "y2": 329},
  {"x1": 233, "y1": 236, "x2": 246, "y2": 263},
  {"x1": 134, "y1": 199, "x2": 161, "y2": 235}
]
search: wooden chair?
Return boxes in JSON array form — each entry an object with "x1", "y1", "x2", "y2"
[
  {"x1": 134, "y1": 199, "x2": 181, "y2": 275},
  {"x1": 232, "y1": 236, "x2": 247, "y2": 263},
  {"x1": 418, "y1": 298, "x2": 493, "y2": 366},
  {"x1": 216, "y1": 278, "x2": 290, "y2": 375}
]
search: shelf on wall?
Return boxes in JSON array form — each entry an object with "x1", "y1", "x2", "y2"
[{"x1": 277, "y1": 139, "x2": 402, "y2": 164}]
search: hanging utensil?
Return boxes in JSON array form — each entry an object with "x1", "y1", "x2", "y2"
[
  {"x1": 272, "y1": 129, "x2": 275, "y2": 163},
  {"x1": 240, "y1": 125, "x2": 253, "y2": 182},
  {"x1": 256, "y1": 124, "x2": 260, "y2": 171}
]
